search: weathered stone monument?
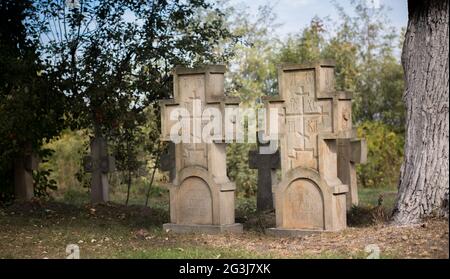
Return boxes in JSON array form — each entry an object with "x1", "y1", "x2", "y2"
[
  {"x1": 264, "y1": 60, "x2": 366, "y2": 235},
  {"x1": 14, "y1": 145, "x2": 39, "y2": 201},
  {"x1": 248, "y1": 135, "x2": 280, "y2": 212},
  {"x1": 83, "y1": 136, "x2": 115, "y2": 203},
  {"x1": 159, "y1": 65, "x2": 243, "y2": 234}
]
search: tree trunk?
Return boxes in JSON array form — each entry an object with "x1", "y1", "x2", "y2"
[
  {"x1": 125, "y1": 170, "x2": 131, "y2": 206},
  {"x1": 392, "y1": 0, "x2": 449, "y2": 224}
]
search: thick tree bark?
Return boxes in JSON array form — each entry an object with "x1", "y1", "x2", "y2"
[{"x1": 392, "y1": 0, "x2": 449, "y2": 224}]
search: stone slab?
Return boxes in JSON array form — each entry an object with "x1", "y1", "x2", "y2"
[
  {"x1": 265, "y1": 227, "x2": 324, "y2": 237},
  {"x1": 163, "y1": 223, "x2": 243, "y2": 234}
]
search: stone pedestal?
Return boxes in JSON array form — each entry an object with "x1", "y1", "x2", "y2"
[
  {"x1": 159, "y1": 65, "x2": 242, "y2": 234},
  {"x1": 163, "y1": 222, "x2": 243, "y2": 234},
  {"x1": 265, "y1": 61, "x2": 362, "y2": 235}
]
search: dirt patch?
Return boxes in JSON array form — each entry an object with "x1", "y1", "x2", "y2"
[{"x1": 178, "y1": 218, "x2": 448, "y2": 258}]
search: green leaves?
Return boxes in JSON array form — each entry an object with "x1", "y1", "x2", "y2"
[
  {"x1": 33, "y1": 168, "x2": 58, "y2": 198},
  {"x1": 0, "y1": 0, "x2": 66, "y2": 202},
  {"x1": 357, "y1": 121, "x2": 404, "y2": 188}
]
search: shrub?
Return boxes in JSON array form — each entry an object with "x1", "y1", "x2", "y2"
[
  {"x1": 357, "y1": 121, "x2": 404, "y2": 188},
  {"x1": 226, "y1": 143, "x2": 257, "y2": 197}
]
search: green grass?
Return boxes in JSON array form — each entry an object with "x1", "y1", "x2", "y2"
[
  {"x1": 119, "y1": 246, "x2": 270, "y2": 259},
  {"x1": 347, "y1": 186, "x2": 397, "y2": 227},
  {"x1": 57, "y1": 184, "x2": 169, "y2": 210},
  {"x1": 358, "y1": 186, "x2": 397, "y2": 210}
]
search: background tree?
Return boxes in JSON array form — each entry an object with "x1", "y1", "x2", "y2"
[
  {"x1": 34, "y1": 0, "x2": 235, "y2": 198},
  {"x1": 392, "y1": 0, "x2": 449, "y2": 224},
  {"x1": 0, "y1": 0, "x2": 65, "y2": 203},
  {"x1": 223, "y1": 3, "x2": 280, "y2": 197}
]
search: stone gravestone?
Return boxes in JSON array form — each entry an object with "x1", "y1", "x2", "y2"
[
  {"x1": 14, "y1": 145, "x2": 39, "y2": 201},
  {"x1": 264, "y1": 60, "x2": 365, "y2": 235},
  {"x1": 83, "y1": 136, "x2": 115, "y2": 203},
  {"x1": 159, "y1": 65, "x2": 243, "y2": 234},
  {"x1": 248, "y1": 133, "x2": 280, "y2": 212}
]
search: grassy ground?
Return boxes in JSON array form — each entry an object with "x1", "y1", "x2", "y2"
[{"x1": 0, "y1": 186, "x2": 448, "y2": 259}]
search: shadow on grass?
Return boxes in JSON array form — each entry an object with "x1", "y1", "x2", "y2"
[{"x1": 2, "y1": 200, "x2": 169, "y2": 229}]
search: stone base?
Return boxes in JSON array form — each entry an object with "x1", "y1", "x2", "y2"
[
  {"x1": 163, "y1": 223, "x2": 243, "y2": 234},
  {"x1": 266, "y1": 228, "x2": 325, "y2": 237}
]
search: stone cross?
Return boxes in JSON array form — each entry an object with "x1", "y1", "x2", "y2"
[
  {"x1": 83, "y1": 136, "x2": 115, "y2": 203},
  {"x1": 248, "y1": 133, "x2": 280, "y2": 212},
  {"x1": 264, "y1": 60, "x2": 365, "y2": 236},
  {"x1": 14, "y1": 145, "x2": 39, "y2": 201},
  {"x1": 159, "y1": 65, "x2": 242, "y2": 234},
  {"x1": 337, "y1": 138, "x2": 367, "y2": 209},
  {"x1": 328, "y1": 80, "x2": 367, "y2": 210}
]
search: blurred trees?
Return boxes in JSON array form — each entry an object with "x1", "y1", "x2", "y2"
[
  {"x1": 0, "y1": 0, "x2": 66, "y2": 203},
  {"x1": 356, "y1": 121, "x2": 404, "y2": 189}
]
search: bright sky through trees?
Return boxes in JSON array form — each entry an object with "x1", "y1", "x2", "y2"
[{"x1": 228, "y1": 0, "x2": 407, "y2": 39}]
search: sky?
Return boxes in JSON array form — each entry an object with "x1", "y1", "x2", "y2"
[{"x1": 227, "y1": 0, "x2": 408, "y2": 37}]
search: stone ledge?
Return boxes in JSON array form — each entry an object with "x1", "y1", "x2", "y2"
[
  {"x1": 163, "y1": 223, "x2": 243, "y2": 234},
  {"x1": 265, "y1": 228, "x2": 324, "y2": 237}
]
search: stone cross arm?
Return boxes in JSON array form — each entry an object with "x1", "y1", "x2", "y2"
[
  {"x1": 350, "y1": 138, "x2": 367, "y2": 164},
  {"x1": 248, "y1": 150, "x2": 281, "y2": 170},
  {"x1": 83, "y1": 155, "x2": 116, "y2": 173}
]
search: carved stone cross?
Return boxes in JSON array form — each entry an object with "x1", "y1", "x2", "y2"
[
  {"x1": 159, "y1": 65, "x2": 242, "y2": 234},
  {"x1": 248, "y1": 133, "x2": 280, "y2": 212},
  {"x1": 83, "y1": 136, "x2": 115, "y2": 203}
]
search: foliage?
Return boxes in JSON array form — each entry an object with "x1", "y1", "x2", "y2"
[
  {"x1": 278, "y1": 17, "x2": 326, "y2": 65},
  {"x1": 29, "y1": 0, "x2": 237, "y2": 201},
  {"x1": 33, "y1": 148, "x2": 58, "y2": 198},
  {"x1": 43, "y1": 130, "x2": 90, "y2": 190},
  {"x1": 0, "y1": 0, "x2": 65, "y2": 202},
  {"x1": 222, "y1": 3, "x2": 279, "y2": 196},
  {"x1": 110, "y1": 107, "x2": 162, "y2": 205},
  {"x1": 225, "y1": 3, "x2": 280, "y2": 100},
  {"x1": 333, "y1": 0, "x2": 405, "y2": 130},
  {"x1": 357, "y1": 121, "x2": 404, "y2": 188},
  {"x1": 227, "y1": 143, "x2": 256, "y2": 197},
  {"x1": 35, "y1": 0, "x2": 236, "y2": 135},
  {"x1": 33, "y1": 169, "x2": 57, "y2": 198}
]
